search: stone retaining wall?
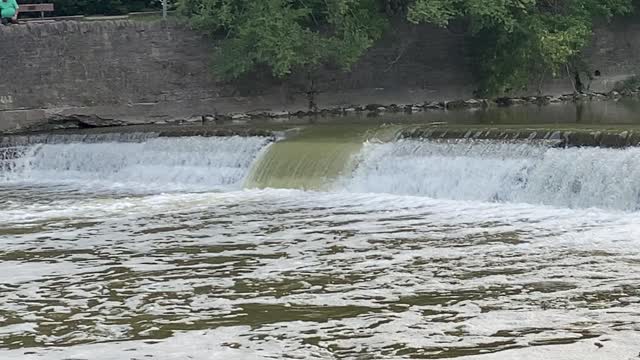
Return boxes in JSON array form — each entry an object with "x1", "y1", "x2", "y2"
[{"x1": 0, "y1": 18, "x2": 639, "y2": 132}]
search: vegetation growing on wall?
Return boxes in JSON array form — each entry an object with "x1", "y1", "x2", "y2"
[
  {"x1": 408, "y1": 0, "x2": 635, "y2": 95},
  {"x1": 178, "y1": 0, "x2": 636, "y2": 96},
  {"x1": 177, "y1": 0, "x2": 387, "y2": 80}
]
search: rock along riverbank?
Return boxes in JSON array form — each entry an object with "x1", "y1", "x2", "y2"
[{"x1": 2, "y1": 88, "x2": 639, "y2": 136}]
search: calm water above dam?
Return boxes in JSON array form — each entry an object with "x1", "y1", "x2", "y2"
[{"x1": 1, "y1": 102, "x2": 640, "y2": 359}]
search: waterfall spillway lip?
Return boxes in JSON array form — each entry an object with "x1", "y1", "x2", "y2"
[
  {"x1": 401, "y1": 125, "x2": 640, "y2": 148},
  {"x1": 0, "y1": 132, "x2": 161, "y2": 148},
  {"x1": 2, "y1": 126, "x2": 640, "y2": 211}
]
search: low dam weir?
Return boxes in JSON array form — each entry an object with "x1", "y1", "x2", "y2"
[
  {"x1": 3, "y1": 119, "x2": 640, "y2": 358},
  {"x1": 2, "y1": 125, "x2": 640, "y2": 211}
]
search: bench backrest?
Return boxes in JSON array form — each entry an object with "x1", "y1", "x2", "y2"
[{"x1": 20, "y1": 4, "x2": 55, "y2": 12}]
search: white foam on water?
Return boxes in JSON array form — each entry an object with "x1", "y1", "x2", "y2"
[
  {"x1": 340, "y1": 140, "x2": 640, "y2": 211},
  {"x1": 2, "y1": 327, "x2": 636, "y2": 360},
  {"x1": 0, "y1": 326, "x2": 334, "y2": 360},
  {"x1": 454, "y1": 331, "x2": 640, "y2": 360},
  {"x1": 0, "y1": 189, "x2": 268, "y2": 225},
  {"x1": 4, "y1": 136, "x2": 640, "y2": 211},
  {"x1": 1, "y1": 189, "x2": 640, "y2": 358},
  {"x1": 0, "y1": 136, "x2": 271, "y2": 192}
]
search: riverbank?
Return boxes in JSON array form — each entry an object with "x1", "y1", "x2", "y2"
[
  {"x1": 3, "y1": 98, "x2": 640, "y2": 148},
  {"x1": 3, "y1": 89, "x2": 640, "y2": 136},
  {"x1": 2, "y1": 19, "x2": 639, "y2": 133}
]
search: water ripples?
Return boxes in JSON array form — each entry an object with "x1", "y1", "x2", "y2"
[{"x1": 1, "y1": 189, "x2": 640, "y2": 359}]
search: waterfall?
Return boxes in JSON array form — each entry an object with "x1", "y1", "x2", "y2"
[
  {"x1": 340, "y1": 139, "x2": 640, "y2": 211},
  {"x1": 1, "y1": 136, "x2": 272, "y2": 192},
  {"x1": 245, "y1": 126, "x2": 374, "y2": 190},
  {"x1": 2, "y1": 130, "x2": 640, "y2": 210}
]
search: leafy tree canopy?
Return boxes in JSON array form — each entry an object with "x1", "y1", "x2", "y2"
[
  {"x1": 408, "y1": 0, "x2": 635, "y2": 94},
  {"x1": 178, "y1": 0, "x2": 636, "y2": 95},
  {"x1": 178, "y1": 0, "x2": 387, "y2": 79}
]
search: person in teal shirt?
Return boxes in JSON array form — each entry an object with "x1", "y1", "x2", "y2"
[{"x1": 0, "y1": 0, "x2": 19, "y2": 25}]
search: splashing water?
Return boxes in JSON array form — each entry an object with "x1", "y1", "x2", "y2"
[
  {"x1": 1, "y1": 136, "x2": 272, "y2": 192},
  {"x1": 2, "y1": 132, "x2": 640, "y2": 359},
  {"x1": 3, "y1": 135, "x2": 640, "y2": 210},
  {"x1": 341, "y1": 140, "x2": 640, "y2": 211}
]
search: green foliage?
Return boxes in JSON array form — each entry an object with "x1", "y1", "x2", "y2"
[
  {"x1": 178, "y1": 0, "x2": 387, "y2": 80},
  {"x1": 409, "y1": 0, "x2": 634, "y2": 95},
  {"x1": 179, "y1": 0, "x2": 636, "y2": 95}
]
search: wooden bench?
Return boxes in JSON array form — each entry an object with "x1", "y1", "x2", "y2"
[{"x1": 19, "y1": 3, "x2": 55, "y2": 18}]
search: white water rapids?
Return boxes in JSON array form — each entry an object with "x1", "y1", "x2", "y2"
[
  {"x1": 3, "y1": 136, "x2": 640, "y2": 210},
  {"x1": 1, "y1": 136, "x2": 271, "y2": 192},
  {"x1": 1, "y1": 135, "x2": 640, "y2": 359},
  {"x1": 343, "y1": 140, "x2": 640, "y2": 211}
]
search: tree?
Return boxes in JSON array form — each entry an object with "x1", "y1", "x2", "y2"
[
  {"x1": 178, "y1": 0, "x2": 387, "y2": 80},
  {"x1": 179, "y1": 0, "x2": 636, "y2": 95},
  {"x1": 407, "y1": 0, "x2": 634, "y2": 95}
]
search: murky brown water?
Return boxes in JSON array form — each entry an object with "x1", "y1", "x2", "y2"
[
  {"x1": 2, "y1": 103, "x2": 640, "y2": 359},
  {"x1": 1, "y1": 186, "x2": 640, "y2": 359}
]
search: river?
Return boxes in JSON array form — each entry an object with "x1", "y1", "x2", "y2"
[{"x1": 1, "y1": 102, "x2": 640, "y2": 359}]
